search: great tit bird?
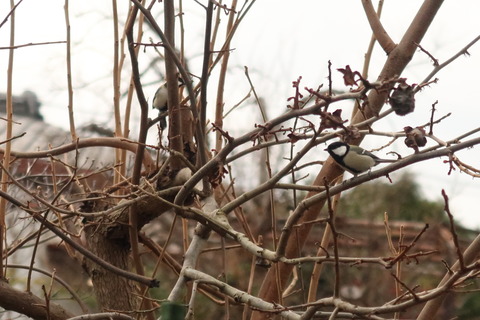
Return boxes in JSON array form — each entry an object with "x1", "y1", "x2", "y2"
[
  {"x1": 326, "y1": 141, "x2": 395, "y2": 174},
  {"x1": 152, "y1": 77, "x2": 185, "y2": 129}
]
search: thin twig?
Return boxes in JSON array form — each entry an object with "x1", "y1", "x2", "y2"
[
  {"x1": 0, "y1": 137, "x2": 155, "y2": 172},
  {"x1": 112, "y1": 0, "x2": 124, "y2": 187},
  {"x1": 196, "y1": 0, "x2": 214, "y2": 194},
  {"x1": 324, "y1": 179, "x2": 340, "y2": 298},
  {"x1": 328, "y1": 306, "x2": 340, "y2": 320},
  {"x1": 0, "y1": 40, "x2": 66, "y2": 49},
  {"x1": 428, "y1": 100, "x2": 438, "y2": 135},
  {"x1": 391, "y1": 272, "x2": 420, "y2": 302},
  {"x1": 414, "y1": 41, "x2": 439, "y2": 66},
  {"x1": 41, "y1": 284, "x2": 51, "y2": 320},
  {"x1": 387, "y1": 224, "x2": 428, "y2": 268},
  {"x1": 441, "y1": 189, "x2": 464, "y2": 270},
  {"x1": 215, "y1": 0, "x2": 238, "y2": 155},
  {"x1": 416, "y1": 34, "x2": 480, "y2": 92},
  {"x1": 0, "y1": 0, "x2": 23, "y2": 29},
  {"x1": 362, "y1": 0, "x2": 384, "y2": 80},
  {"x1": 125, "y1": 5, "x2": 156, "y2": 316},
  {"x1": 64, "y1": 0, "x2": 76, "y2": 141},
  {"x1": 0, "y1": 0, "x2": 16, "y2": 277},
  {"x1": 186, "y1": 280, "x2": 199, "y2": 319}
]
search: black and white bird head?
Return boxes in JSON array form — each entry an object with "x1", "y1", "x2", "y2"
[{"x1": 152, "y1": 77, "x2": 185, "y2": 129}]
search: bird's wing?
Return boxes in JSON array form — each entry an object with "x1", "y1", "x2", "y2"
[
  {"x1": 350, "y1": 146, "x2": 380, "y2": 160},
  {"x1": 350, "y1": 146, "x2": 396, "y2": 163}
]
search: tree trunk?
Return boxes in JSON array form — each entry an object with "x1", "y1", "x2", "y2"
[{"x1": 84, "y1": 220, "x2": 139, "y2": 312}]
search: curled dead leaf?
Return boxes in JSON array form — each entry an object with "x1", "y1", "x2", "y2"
[
  {"x1": 337, "y1": 65, "x2": 360, "y2": 87},
  {"x1": 404, "y1": 126, "x2": 427, "y2": 152},
  {"x1": 390, "y1": 83, "x2": 416, "y2": 116}
]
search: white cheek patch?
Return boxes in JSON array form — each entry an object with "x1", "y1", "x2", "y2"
[{"x1": 332, "y1": 145, "x2": 347, "y2": 157}]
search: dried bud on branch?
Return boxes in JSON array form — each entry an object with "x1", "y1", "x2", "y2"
[
  {"x1": 404, "y1": 126, "x2": 427, "y2": 152},
  {"x1": 390, "y1": 82, "x2": 416, "y2": 116}
]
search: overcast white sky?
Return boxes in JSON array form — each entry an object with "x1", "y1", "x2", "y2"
[{"x1": 1, "y1": 1, "x2": 480, "y2": 227}]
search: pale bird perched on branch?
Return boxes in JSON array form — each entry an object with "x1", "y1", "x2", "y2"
[{"x1": 152, "y1": 77, "x2": 185, "y2": 129}]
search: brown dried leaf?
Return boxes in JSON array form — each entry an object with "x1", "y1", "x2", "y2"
[
  {"x1": 404, "y1": 126, "x2": 427, "y2": 152},
  {"x1": 210, "y1": 163, "x2": 229, "y2": 188},
  {"x1": 390, "y1": 83, "x2": 416, "y2": 116},
  {"x1": 320, "y1": 109, "x2": 346, "y2": 130},
  {"x1": 337, "y1": 65, "x2": 358, "y2": 86},
  {"x1": 288, "y1": 133, "x2": 301, "y2": 143},
  {"x1": 341, "y1": 126, "x2": 361, "y2": 141}
]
